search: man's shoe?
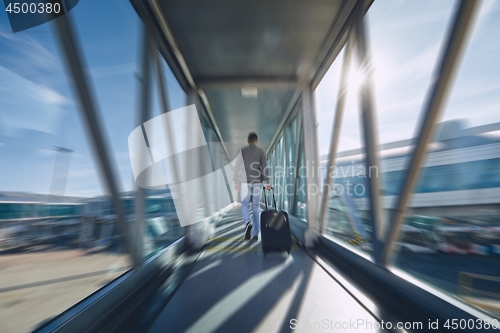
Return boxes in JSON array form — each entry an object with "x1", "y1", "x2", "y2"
[
  {"x1": 244, "y1": 223, "x2": 252, "y2": 240},
  {"x1": 251, "y1": 236, "x2": 258, "y2": 242}
]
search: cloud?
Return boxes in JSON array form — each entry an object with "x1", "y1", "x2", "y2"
[
  {"x1": 0, "y1": 32, "x2": 61, "y2": 85},
  {"x1": 0, "y1": 65, "x2": 68, "y2": 135}
]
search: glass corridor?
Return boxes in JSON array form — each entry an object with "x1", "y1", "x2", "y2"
[{"x1": 0, "y1": 0, "x2": 499, "y2": 332}]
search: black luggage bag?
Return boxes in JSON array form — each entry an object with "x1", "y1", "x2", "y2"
[{"x1": 260, "y1": 187, "x2": 292, "y2": 256}]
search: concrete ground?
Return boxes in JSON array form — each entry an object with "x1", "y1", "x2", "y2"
[{"x1": 0, "y1": 249, "x2": 130, "y2": 333}]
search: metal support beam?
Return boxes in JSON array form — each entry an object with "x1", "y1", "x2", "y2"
[
  {"x1": 301, "y1": 88, "x2": 321, "y2": 248},
  {"x1": 354, "y1": 8, "x2": 385, "y2": 265},
  {"x1": 290, "y1": 115, "x2": 303, "y2": 214},
  {"x1": 147, "y1": 0, "x2": 231, "y2": 164},
  {"x1": 185, "y1": 90, "x2": 206, "y2": 250},
  {"x1": 318, "y1": 29, "x2": 354, "y2": 234},
  {"x1": 310, "y1": 0, "x2": 371, "y2": 88},
  {"x1": 155, "y1": 47, "x2": 182, "y2": 193},
  {"x1": 382, "y1": 0, "x2": 480, "y2": 265},
  {"x1": 53, "y1": 14, "x2": 140, "y2": 266},
  {"x1": 155, "y1": 50, "x2": 171, "y2": 113},
  {"x1": 134, "y1": 25, "x2": 154, "y2": 262},
  {"x1": 149, "y1": 0, "x2": 196, "y2": 89},
  {"x1": 279, "y1": 126, "x2": 288, "y2": 210}
]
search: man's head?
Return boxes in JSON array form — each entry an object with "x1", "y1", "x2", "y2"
[{"x1": 247, "y1": 132, "x2": 258, "y2": 145}]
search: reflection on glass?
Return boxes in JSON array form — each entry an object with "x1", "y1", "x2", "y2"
[
  {"x1": 391, "y1": 122, "x2": 500, "y2": 319},
  {"x1": 141, "y1": 191, "x2": 183, "y2": 258},
  {"x1": 0, "y1": 0, "x2": 189, "y2": 330},
  {"x1": 385, "y1": 0, "x2": 500, "y2": 318},
  {"x1": 0, "y1": 3, "x2": 136, "y2": 327},
  {"x1": 318, "y1": 43, "x2": 375, "y2": 254},
  {"x1": 0, "y1": 195, "x2": 132, "y2": 333}
]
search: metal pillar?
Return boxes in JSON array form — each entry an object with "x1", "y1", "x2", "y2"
[
  {"x1": 53, "y1": 14, "x2": 140, "y2": 266},
  {"x1": 382, "y1": 0, "x2": 480, "y2": 265},
  {"x1": 354, "y1": 8, "x2": 385, "y2": 265},
  {"x1": 280, "y1": 127, "x2": 287, "y2": 210},
  {"x1": 318, "y1": 30, "x2": 354, "y2": 234},
  {"x1": 134, "y1": 25, "x2": 154, "y2": 262},
  {"x1": 301, "y1": 88, "x2": 321, "y2": 248},
  {"x1": 155, "y1": 47, "x2": 182, "y2": 195},
  {"x1": 185, "y1": 90, "x2": 205, "y2": 249},
  {"x1": 277, "y1": 135, "x2": 285, "y2": 209},
  {"x1": 290, "y1": 115, "x2": 303, "y2": 214}
]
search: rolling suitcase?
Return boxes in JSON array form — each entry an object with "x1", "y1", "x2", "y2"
[{"x1": 260, "y1": 187, "x2": 292, "y2": 256}]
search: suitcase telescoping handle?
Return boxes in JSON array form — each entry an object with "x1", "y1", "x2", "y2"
[{"x1": 263, "y1": 186, "x2": 277, "y2": 211}]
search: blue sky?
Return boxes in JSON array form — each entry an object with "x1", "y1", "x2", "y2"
[
  {"x1": 316, "y1": 0, "x2": 500, "y2": 155},
  {"x1": 1, "y1": 0, "x2": 499, "y2": 197},
  {"x1": 0, "y1": 0, "x2": 186, "y2": 197}
]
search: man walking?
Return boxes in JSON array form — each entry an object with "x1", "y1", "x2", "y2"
[{"x1": 233, "y1": 132, "x2": 271, "y2": 241}]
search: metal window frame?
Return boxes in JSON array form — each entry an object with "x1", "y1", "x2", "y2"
[
  {"x1": 265, "y1": 88, "x2": 301, "y2": 155},
  {"x1": 138, "y1": 0, "x2": 231, "y2": 163},
  {"x1": 318, "y1": 28, "x2": 354, "y2": 235},
  {"x1": 274, "y1": 135, "x2": 283, "y2": 208},
  {"x1": 155, "y1": 46, "x2": 182, "y2": 187},
  {"x1": 291, "y1": 113, "x2": 303, "y2": 216},
  {"x1": 134, "y1": 25, "x2": 155, "y2": 262},
  {"x1": 53, "y1": 13, "x2": 141, "y2": 266},
  {"x1": 350, "y1": 6, "x2": 386, "y2": 265},
  {"x1": 301, "y1": 87, "x2": 321, "y2": 246},
  {"x1": 265, "y1": 94, "x2": 303, "y2": 214},
  {"x1": 294, "y1": 121, "x2": 307, "y2": 219}
]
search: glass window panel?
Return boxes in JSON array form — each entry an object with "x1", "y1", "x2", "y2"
[
  {"x1": 386, "y1": 0, "x2": 500, "y2": 319},
  {"x1": 370, "y1": 1, "x2": 453, "y2": 146},
  {"x1": 141, "y1": 55, "x2": 187, "y2": 259},
  {"x1": 283, "y1": 116, "x2": 297, "y2": 213},
  {"x1": 0, "y1": 1, "x2": 145, "y2": 330},
  {"x1": 321, "y1": 0, "x2": 454, "y2": 258},
  {"x1": 279, "y1": 135, "x2": 286, "y2": 210},
  {"x1": 315, "y1": 47, "x2": 345, "y2": 158},
  {"x1": 318, "y1": 41, "x2": 374, "y2": 256}
]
